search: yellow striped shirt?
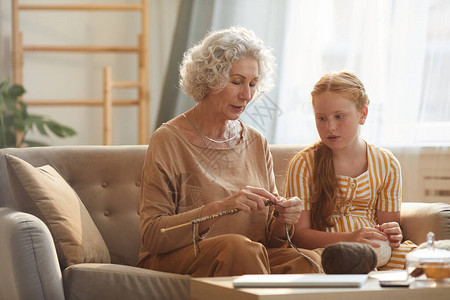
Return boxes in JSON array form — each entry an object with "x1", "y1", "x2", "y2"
[
  {"x1": 286, "y1": 143, "x2": 401, "y2": 231},
  {"x1": 286, "y1": 142, "x2": 415, "y2": 269}
]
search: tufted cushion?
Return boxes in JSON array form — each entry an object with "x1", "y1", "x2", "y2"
[{"x1": 5, "y1": 154, "x2": 111, "y2": 268}]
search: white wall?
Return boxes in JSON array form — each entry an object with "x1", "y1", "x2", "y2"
[
  {"x1": 0, "y1": 0, "x2": 180, "y2": 146},
  {"x1": 393, "y1": 147, "x2": 450, "y2": 204}
]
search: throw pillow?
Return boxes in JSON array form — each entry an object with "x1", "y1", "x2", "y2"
[{"x1": 5, "y1": 154, "x2": 111, "y2": 268}]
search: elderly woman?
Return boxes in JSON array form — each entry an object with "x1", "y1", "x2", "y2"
[{"x1": 137, "y1": 27, "x2": 321, "y2": 277}]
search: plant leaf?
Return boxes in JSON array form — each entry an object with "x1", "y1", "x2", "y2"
[
  {"x1": 0, "y1": 79, "x2": 9, "y2": 91},
  {"x1": 45, "y1": 121, "x2": 65, "y2": 137},
  {"x1": 35, "y1": 121, "x2": 48, "y2": 136},
  {"x1": 58, "y1": 124, "x2": 77, "y2": 136},
  {"x1": 8, "y1": 85, "x2": 26, "y2": 98},
  {"x1": 0, "y1": 129, "x2": 17, "y2": 148},
  {"x1": 1, "y1": 80, "x2": 77, "y2": 148},
  {"x1": 22, "y1": 139, "x2": 49, "y2": 147}
]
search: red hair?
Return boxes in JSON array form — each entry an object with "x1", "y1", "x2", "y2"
[{"x1": 309, "y1": 71, "x2": 369, "y2": 230}]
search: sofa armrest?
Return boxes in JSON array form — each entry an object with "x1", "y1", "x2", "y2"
[
  {"x1": 400, "y1": 202, "x2": 450, "y2": 245},
  {"x1": 63, "y1": 263, "x2": 190, "y2": 300},
  {"x1": 0, "y1": 207, "x2": 64, "y2": 300}
]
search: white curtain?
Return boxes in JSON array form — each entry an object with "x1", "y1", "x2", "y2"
[{"x1": 274, "y1": 0, "x2": 450, "y2": 147}]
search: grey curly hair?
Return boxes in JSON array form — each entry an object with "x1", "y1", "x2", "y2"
[{"x1": 179, "y1": 27, "x2": 276, "y2": 102}]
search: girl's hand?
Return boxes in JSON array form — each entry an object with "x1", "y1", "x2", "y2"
[
  {"x1": 349, "y1": 227, "x2": 389, "y2": 248},
  {"x1": 376, "y1": 222, "x2": 403, "y2": 248},
  {"x1": 218, "y1": 186, "x2": 278, "y2": 213},
  {"x1": 273, "y1": 196, "x2": 302, "y2": 225}
]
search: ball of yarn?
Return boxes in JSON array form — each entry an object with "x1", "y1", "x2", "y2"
[
  {"x1": 322, "y1": 242, "x2": 377, "y2": 274},
  {"x1": 369, "y1": 239, "x2": 392, "y2": 267}
]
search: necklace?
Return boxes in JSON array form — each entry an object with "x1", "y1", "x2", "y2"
[
  {"x1": 191, "y1": 106, "x2": 238, "y2": 144},
  {"x1": 182, "y1": 113, "x2": 208, "y2": 148}
]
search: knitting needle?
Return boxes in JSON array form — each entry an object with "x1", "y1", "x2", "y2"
[{"x1": 160, "y1": 200, "x2": 276, "y2": 233}]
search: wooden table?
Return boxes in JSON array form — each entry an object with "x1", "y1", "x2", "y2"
[{"x1": 191, "y1": 276, "x2": 450, "y2": 300}]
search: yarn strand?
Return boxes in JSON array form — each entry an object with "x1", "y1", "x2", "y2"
[{"x1": 285, "y1": 225, "x2": 324, "y2": 273}]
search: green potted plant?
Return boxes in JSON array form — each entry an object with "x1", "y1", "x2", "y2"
[{"x1": 0, "y1": 79, "x2": 76, "y2": 148}]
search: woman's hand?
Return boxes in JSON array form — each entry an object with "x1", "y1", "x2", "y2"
[
  {"x1": 376, "y1": 222, "x2": 403, "y2": 248},
  {"x1": 349, "y1": 227, "x2": 389, "y2": 248},
  {"x1": 273, "y1": 196, "x2": 302, "y2": 225},
  {"x1": 218, "y1": 185, "x2": 278, "y2": 213},
  {"x1": 199, "y1": 186, "x2": 277, "y2": 234}
]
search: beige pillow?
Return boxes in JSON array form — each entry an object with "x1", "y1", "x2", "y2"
[{"x1": 5, "y1": 154, "x2": 111, "y2": 268}]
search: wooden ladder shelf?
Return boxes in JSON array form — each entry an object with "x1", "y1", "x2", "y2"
[{"x1": 11, "y1": 0, "x2": 150, "y2": 145}]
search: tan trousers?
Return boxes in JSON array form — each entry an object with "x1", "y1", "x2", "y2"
[{"x1": 142, "y1": 234, "x2": 322, "y2": 277}]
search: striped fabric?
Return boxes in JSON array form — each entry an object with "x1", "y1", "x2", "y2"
[
  {"x1": 379, "y1": 240, "x2": 416, "y2": 270},
  {"x1": 286, "y1": 142, "x2": 416, "y2": 269}
]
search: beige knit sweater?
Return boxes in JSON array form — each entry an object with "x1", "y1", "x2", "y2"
[{"x1": 137, "y1": 122, "x2": 277, "y2": 265}]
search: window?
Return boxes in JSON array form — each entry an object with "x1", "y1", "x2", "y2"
[{"x1": 274, "y1": 0, "x2": 450, "y2": 147}]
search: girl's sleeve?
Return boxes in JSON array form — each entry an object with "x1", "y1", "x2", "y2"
[
  {"x1": 285, "y1": 151, "x2": 313, "y2": 210},
  {"x1": 263, "y1": 136, "x2": 279, "y2": 197},
  {"x1": 376, "y1": 150, "x2": 402, "y2": 212}
]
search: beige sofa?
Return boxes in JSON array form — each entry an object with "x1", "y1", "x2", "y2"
[{"x1": 0, "y1": 145, "x2": 449, "y2": 300}]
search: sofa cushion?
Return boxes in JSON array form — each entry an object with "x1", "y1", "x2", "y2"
[
  {"x1": 5, "y1": 154, "x2": 111, "y2": 268},
  {"x1": 63, "y1": 263, "x2": 190, "y2": 300}
]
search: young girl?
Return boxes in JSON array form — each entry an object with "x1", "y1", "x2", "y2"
[{"x1": 286, "y1": 71, "x2": 416, "y2": 270}]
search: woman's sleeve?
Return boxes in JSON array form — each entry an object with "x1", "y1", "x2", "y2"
[{"x1": 139, "y1": 130, "x2": 203, "y2": 255}]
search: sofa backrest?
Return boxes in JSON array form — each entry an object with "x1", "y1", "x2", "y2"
[
  {"x1": 2, "y1": 144, "x2": 448, "y2": 266},
  {"x1": 0, "y1": 146, "x2": 148, "y2": 266},
  {"x1": 0, "y1": 144, "x2": 304, "y2": 267},
  {"x1": 269, "y1": 144, "x2": 306, "y2": 196}
]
